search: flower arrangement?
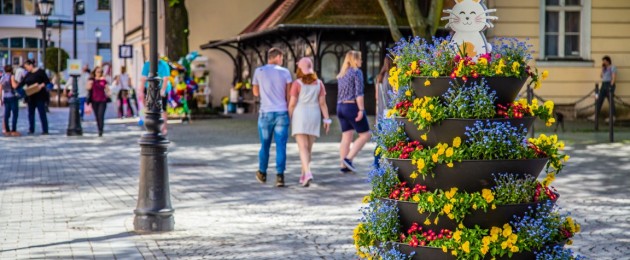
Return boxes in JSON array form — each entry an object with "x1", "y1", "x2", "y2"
[
  {"x1": 463, "y1": 120, "x2": 530, "y2": 160},
  {"x1": 443, "y1": 80, "x2": 497, "y2": 119},
  {"x1": 354, "y1": 200, "x2": 402, "y2": 259},
  {"x1": 387, "y1": 37, "x2": 549, "y2": 91},
  {"x1": 405, "y1": 96, "x2": 448, "y2": 131},
  {"x1": 498, "y1": 98, "x2": 556, "y2": 126},
  {"x1": 367, "y1": 161, "x2": 401, "y2": 202}
]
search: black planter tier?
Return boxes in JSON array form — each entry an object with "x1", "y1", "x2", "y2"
[
  {"x1": 394, "y1": 117, "x2": 535, "y2": 147},
  {"x1": 387, "y1": 158, "x2": 548, "y2": 192},
  {"x1": 391, "y1": 197, "x2": 558, "y2": 232},
  {"x1": 411, "y1": 76, "x2": 528, "y2": 105},
  {"x1": 393, "y1": 242, "x2": 542, "y2": 260}
]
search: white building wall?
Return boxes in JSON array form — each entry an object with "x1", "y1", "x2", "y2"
[{"x1": 0, "y1": 0, "x2": 110, "y2": 74}]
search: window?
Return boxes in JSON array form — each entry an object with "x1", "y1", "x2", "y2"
[
  {"x1": 540, "y1": 0, "x2": 591, "y2": 60},
  {"x1": 0, "y1": 0, "x2": 52, "y2": 15},
  {"x1": 98, "y1": 0, "x2": 109, "y2": 10},
  {"x1": 1, "y1": 0, "x2": 15, "y2": 14}
]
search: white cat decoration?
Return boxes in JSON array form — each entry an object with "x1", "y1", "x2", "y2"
[{"x1": 442, "y1": 0, "x2": 498, "y2": 58}]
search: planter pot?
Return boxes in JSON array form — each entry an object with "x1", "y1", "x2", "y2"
[
  {"x1": 387, "y1": 158, "x2": 548, "y2": 193},
  {"x1": 394, "y1": 117, "x2": 535, "y2": 147},
  {"x1": 390, "y1": 197, "x2": 558, "y2": 233},
  {"x1": 394, "y1": 242, "x2": 456, "y2": 260},
  {"x1": 411, "y1": 76, "x2": 528, "y2": 105},
  {"x1": 393, "y1": 242, "x2": 542, "y2": 260}
]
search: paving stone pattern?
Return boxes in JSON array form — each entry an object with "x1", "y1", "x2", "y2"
[{"x1": 0, "y1": 108, "x2": 628, "y2": 259}]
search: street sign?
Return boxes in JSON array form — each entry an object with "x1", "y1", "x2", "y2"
[
  {"x1": 67, "y1": 59, "x2": 82, "y2": 76},
  {"x1": 94, "y1": 55, "x2": 102, "y2": 67},
  {"x1": 75, "y1": 0, "x2": 85, "y2": 15},
  {"x1": 119, "y1": 45, "x2": 133, "y2": 59}
]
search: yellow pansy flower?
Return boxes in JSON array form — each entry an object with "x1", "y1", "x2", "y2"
[
  {"x1": 445, "y1": 188, "x2": 458, "y2": 199},
  {"x1": 420, "y1": 134, "x2": 428, "y2": 141},
  {"x1": 542, "y1": 70, "x2": 549, "y2": 80},
  {"x1": 432, "y1": 154, "x2": 439, "y2": 163},
  {"x1": 461, "y1": 241, "x2": 471, "y2": 253},
  {"x1": 452, "y1": 137, "x2": 461, "y2": 148},
  {"x1": 443, "y1": 204, "x2": 453, "y2": 214},
  {"x1": 447, "y1": 162, "x2": 454, "y2": 168},
  {"x1": 432, "y1": 70, "x2": 440, "y2": 78},
  {"x1": 424, "y1": 218, "x2": 431, "y2": 225},
  {"x1": 405, "y1": 90, "x2": 411, "y2": 97},
  {"x1": 481, "y1": 189, "x2": 494, "y2": 203},
  {"x1": 453, "y1": 230, "x2": 461, "y2": 241},
  {"x1": 445, "y1": 147, "x2": 454, "y2": 158},
  {"x1": 416, "y1": 160, "x2": 425, "y2": 171},
  {"x1": 424, "y1": 79, "x2": 431, "y2": 87}
]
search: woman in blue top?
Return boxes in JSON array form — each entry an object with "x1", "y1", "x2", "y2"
[
  {"x1": 1, "y1": 65, "x2": 20, "y2": 136},
  {"x1": 336, "y1": 50, "x2": 371, "y2": 173}
]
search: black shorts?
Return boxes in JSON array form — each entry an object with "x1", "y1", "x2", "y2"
[{"x1": 336, "y1": 103, "x2": 370, "y2": 133}]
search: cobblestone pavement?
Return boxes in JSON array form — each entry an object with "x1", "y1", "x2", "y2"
[{"x1": 0, "y1": 108, "x2": 628, "y2": 259}]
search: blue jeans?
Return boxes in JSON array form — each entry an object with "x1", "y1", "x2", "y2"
[
  {"x1": 79, "y1": 97, "x2": 86, "y2": 120},
  {"x1": 258, "y1": 111, "x2": 289, "y2": 175},
  {"x1": 3, "y1": 96, "x2": 19, "y2": 132},
  {"x1": 27, "y1": 99, "x2": 48, "y2": 134}
]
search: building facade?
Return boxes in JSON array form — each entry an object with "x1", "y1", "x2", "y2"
[
  {"x1": 110, "y1": 0, "x2": 273, "y2": 107},
  {"x1": 487, "y1": 0, "x2": 630, "y2": 117},
  {"x1": 110, "y1": 0, "x2": 629, "y2": 117},
  {"x1": 0, "y1": 0, "x2": 111, "y2": 71}
]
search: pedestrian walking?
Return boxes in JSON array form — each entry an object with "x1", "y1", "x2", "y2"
[
  {"x1": 373, "y1": 57, "x2": 394, "y2": 166},
  {"x1": 288, "y1": 57, "x2": 331, "y2": 187},
  {"x1": 336, "y1": 50, "x2": 371, "y2": 173},
  {"x1": 65, "y1": 65, "x2": 90, "y2": 120},
  {"x1": 253, "y1": 47, "x2": 292, "y2": 187},
  {"x1": 19, "y1": 59, "x2": 49, "y2": 135},
  {"x1": 139, "y1": 58, "x2": 171, "y2": 134},
  {"x1": 595, "y1": 55, "x2": 618, "y2": 123},
  {"x1": 114, "y1": 66, "x2": 134, "y2": 118},
  {"x1": 87, "y1": 66, "x2": 111, "y2": 137},
  {"x1": 1, "y1": 65, "x2": 20, "y2": 137}
]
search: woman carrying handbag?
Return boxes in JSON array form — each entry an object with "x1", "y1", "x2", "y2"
[{"x1": 87, "y1": 66, "x2": 111, "y2": 137}]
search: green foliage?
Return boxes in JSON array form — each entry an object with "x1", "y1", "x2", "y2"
[{"x1": 44, "y1": 47, "x2": 69, "y2": 73}]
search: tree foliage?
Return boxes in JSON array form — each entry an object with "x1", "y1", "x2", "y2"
[{"x1": 44, "y1": 47, "x2": 70, "y2": 73}]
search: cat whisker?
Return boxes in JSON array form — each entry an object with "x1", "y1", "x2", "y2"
[
  {"x1": 485, "y1": 22, "x2": 495, "y2": 28},
  {"x1": 484, "y1": 9, "x2": 497, "y2": 14},
  {"x1": 486, "y1": 16, "x2": 499, "y2": 20}
]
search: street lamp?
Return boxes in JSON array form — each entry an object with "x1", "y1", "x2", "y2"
[
  {"x1": 38, "y1": 0, "x2": 53, "y2": 68},
  {"x1": 66, "y1": 0, "x2": 82, "y2": 136},
  {"x1": 94, "y1": 27, "x2": 102, "y2": 56},
  {"x1": 134, "y1": 0, "x2": 174, "y2": 232}
]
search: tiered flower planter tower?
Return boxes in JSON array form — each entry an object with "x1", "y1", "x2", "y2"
[{"x1": 353, "y1": 2, "x2": 581, "y2": 259}]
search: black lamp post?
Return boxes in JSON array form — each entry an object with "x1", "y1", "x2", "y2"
[
  {"x1": 134, "y1": 0, "x2": 174, "y2": 232},
  {"x1": 66, "y1": 0, "x2": 82, "y2": 136},
  {"x1": 38, "y1": 0, "x2": 53, "y2": 68},
  {"x1": 94, "y1": 27, "x2": 102, "y2": 56}
]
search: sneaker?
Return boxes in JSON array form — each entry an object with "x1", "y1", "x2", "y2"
[
  {"x1": 299, "y1": 174, "x2": 305, "y2": 185},
  {"x1": 256, "y1": 170, "x2": 267, "y2": 183},
  {"x1": 276, "y1": 174, "x2": 285, "y2": 187},
  {"x1": 342, "y1": 158, "x2": 357, "y2": 172},
  {"x1": 10, "y1": 132, "x2": 21, "y2": 137},
  {"x1": 340, "y1": 167, "x2": 352, "y2": 174},
  {"x1": 302, "y1": 172, "x2": 313, "y2": 187}
]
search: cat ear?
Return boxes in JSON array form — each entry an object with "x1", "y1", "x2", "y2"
[
  {"x1": 455, "y1": 0, "x2": 465, "y2": 3},
  {"x1": 472, "y1": 0, "x2": 481, "y2": 3}
]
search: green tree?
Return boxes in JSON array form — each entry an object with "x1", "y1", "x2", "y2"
[
  {"x1": 44, "y1": 47, "x2": 70, "y2": 73},
  {"x1": 164, "y1": 0, "x2": 189, "y2": 61},
  {"x1": 379, "y1": 0, "x2": 444, "y2": 41}
]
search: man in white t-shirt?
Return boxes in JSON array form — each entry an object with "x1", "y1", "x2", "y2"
[{"x1": 252, "y1": 47, "x2": 292, "y2": 187}]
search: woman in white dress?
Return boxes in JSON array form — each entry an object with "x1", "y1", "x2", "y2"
[{"x1": 288, "y1": 57, "x2": 331, "y2": 187}]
